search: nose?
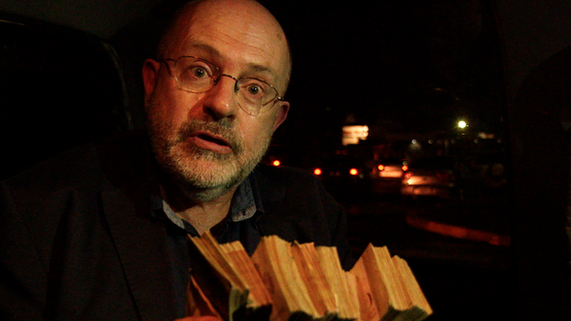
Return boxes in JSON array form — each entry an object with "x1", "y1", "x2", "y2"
[{"x1": 201, "y1": 74, "x2": 239, "y2": 121}]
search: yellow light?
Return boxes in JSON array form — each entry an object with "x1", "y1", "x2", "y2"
[
  {"x1": 378, "y1": 164, "x2": 385, "y2": 171},
  {"x1": 272, "y1": 160, "x2": 281, "y2": 166},
  {"x1": 313, "y1": 168, "x2": 322, "y2": 176},
  {"x1": 349, "y1": 168, "x2": 359, "y2": 176}
]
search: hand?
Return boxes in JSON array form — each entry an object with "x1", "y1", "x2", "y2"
[{"x1": 175, "y1": 317, "x2": 222, "y2": 321}]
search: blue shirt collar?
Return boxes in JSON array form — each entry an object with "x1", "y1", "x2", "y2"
[{"x1": 151, "y1": 171, "x2": 264, "y2": 232}]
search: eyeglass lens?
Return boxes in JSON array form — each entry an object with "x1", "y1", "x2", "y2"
[{"x1": 172, "y1": 56, "x2": 279, "y2": 115}]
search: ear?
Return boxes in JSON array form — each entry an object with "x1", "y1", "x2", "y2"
[
  {"x1": 272, "y1": 100, "x2": 290, "y2": 132},
  {"x1": 142, "y1": 59, "x2": 161, "y2": 99}
]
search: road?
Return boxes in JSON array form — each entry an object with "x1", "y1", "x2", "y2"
[{"x1": 336, "y1": 183, "x2": 512, "y2": 321}]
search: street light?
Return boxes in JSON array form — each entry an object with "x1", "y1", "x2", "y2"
[{"x1": 458, "y1": 120, "x2": 467, "y2": 129}]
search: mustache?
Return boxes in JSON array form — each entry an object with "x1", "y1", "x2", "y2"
[{"x1": 176, "y1": 119, "x2": 242, "y2": 151}]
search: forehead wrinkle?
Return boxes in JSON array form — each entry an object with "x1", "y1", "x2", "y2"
[{"x1": 181, "y1": 43, "x2": 222, "y2": 59}]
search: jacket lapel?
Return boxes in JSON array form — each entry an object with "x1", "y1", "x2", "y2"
[{"x1": 102, "y1": 186, "x2": 178, "y2": 321}]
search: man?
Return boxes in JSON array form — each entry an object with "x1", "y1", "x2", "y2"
[
  {"x1": 0, "y1": 0, "x2": 354, "y2": 320},
  {"x1": 142, "y1": 0, "x2": 291, "y2": 235}
]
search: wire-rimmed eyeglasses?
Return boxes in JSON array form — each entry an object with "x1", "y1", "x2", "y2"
[{"x1": 161, "y1": 56, "x2": 283, "y2": 116}]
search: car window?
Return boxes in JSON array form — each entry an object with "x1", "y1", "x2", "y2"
[
  {"x1": 0, "y1": 14, "x2": 129, "y2": 179},
  {"x1": 264, "y1": 2, "x2": 512, "y2": 319}
]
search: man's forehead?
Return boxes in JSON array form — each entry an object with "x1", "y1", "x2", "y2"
[
  {"x1": 177, "y1": 42, "x2": 279, "y2": 74},
  {"x1": 162, "y1": 0, "x2": 291, "y2": 89},
  {"x1": 172, "y1": 32, "x2": 288, "y2": 88}
]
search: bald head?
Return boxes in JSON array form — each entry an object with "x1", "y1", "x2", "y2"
[{"x1": 157, "y1": 0, "x2": 291, "y2": 93}]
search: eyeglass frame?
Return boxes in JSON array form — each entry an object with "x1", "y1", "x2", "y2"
[{"x1": 159, "y1": 55, "x2": 285, "y2": 115}]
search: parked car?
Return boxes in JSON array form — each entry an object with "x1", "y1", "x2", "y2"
[
  {"x1": 374, "y1": 158, "x2": 406, "y2": 180},
  {"x1": 400, "y1": 156, "x2": 456, "y2": 199},
  {"x1": 310, "y1": 152, "x2": 373, "y2": 201}
]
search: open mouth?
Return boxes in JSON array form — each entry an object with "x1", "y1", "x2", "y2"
[
  {"x1": 181, "y1": 126, "x2": 235, "y2": 154},
  {"x1": 197, "y1": 133, "x2": 229, "y2": 147},
  {"x1": 196, "y1": 134, "x2": 230, "y2": 147}
]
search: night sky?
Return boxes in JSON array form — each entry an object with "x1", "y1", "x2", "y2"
[
  {"x1": 259, "y1": 1, "x2": 505, "y2": 163},
  {"x1": 0, "y1": 0, "x2": 507, "y2": 176}
]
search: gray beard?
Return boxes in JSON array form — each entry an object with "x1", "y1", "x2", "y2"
[
  {"x1": 148, "y1": 117, "x2": 271, "y2": 202},
  {"x1": 165, "y1": 143, "x2": 262, "y2": 202}
]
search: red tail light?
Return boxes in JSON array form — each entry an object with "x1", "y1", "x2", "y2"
[
  {"x1": 313, "y1": 168, "x2": 322, "y2": 176},
  {"x1": 349, "y1": 168, "x2": 359, "y2": 176},
  {"x1": 272, "y1": 160, "x2": 281, "y2": 166}
]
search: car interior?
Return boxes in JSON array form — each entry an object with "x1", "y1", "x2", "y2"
[{"x1": 1, "y1": 0, "x2": 570, "y2": 320}]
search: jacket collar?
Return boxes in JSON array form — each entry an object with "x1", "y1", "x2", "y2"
[
  {"x1": 101, "y1": 183, "x2": 178, "y2": 320},
  {"x1": 97, "y1": 134, "x2": 287, "y2": 320},
  {"x1": 97, "y1": 131, "x2": 178, "y2": 320}
]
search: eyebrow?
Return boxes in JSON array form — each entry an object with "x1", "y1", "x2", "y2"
[
  {"x1": 243, "y1": 63, "x2": 277, "y2": 80},
  {"x1": 185, "y1": 43, "x2": 279, "y2": 83}
]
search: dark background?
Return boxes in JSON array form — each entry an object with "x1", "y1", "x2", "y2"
[{"x1": 1, "y1": 0, "x2": 571, "y2": 319}]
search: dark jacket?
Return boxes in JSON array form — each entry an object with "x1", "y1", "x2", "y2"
[{"x1": 0, "y1": 132, "x2": 354, "y2": 321}]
